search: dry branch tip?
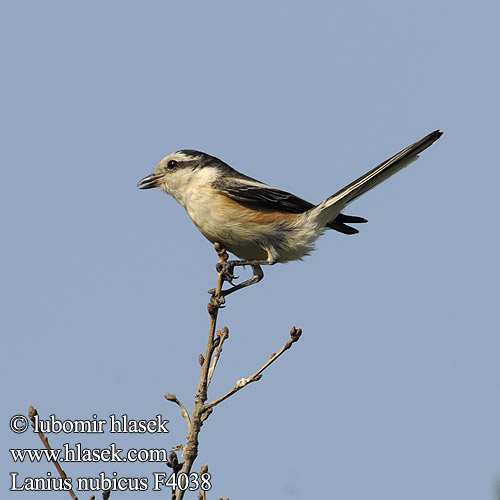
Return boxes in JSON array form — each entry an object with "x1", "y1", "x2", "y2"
[{"x1": 164, "y1": 394, "x2": 191, "y2": 427}]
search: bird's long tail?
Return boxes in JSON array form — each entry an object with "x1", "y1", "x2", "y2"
[{"x1": 309, "y1": 130, "x2": 443, "y2": 229}]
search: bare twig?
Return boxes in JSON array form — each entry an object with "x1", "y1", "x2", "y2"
[
  {"x1": 199, "y1": 243, "x2": 227, "y2": 398},
  {"x1": 164, "y1": 394, "x2": 191, "y2": 427},
  {"x1": 28, "y1": 406, "x2": 79, "y2": 500},
  {"x1": 205, "y1": 326, "x2": 302, "y2": 410},
  {"x1": 173, "y1": 243, "x2": 302, "y2": 500},
  {"x1": 207, "y1": 326, "x2": 229, "y2": 385},
  {"x1": 174, "y1": 243, "x2": 228, "y2": 500}
]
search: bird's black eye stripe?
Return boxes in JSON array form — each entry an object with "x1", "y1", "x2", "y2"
[{"x1": 167, "y1": 160, "x2": 178, "y2": 169}]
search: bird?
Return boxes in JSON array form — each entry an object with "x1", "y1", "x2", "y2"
[{"x1": 138, "y1": 130, "x2": 442, "y2": 300}]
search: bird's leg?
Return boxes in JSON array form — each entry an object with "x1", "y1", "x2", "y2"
[{"x1": 219, "y1": 263, "x2": 264, "y2": 297}]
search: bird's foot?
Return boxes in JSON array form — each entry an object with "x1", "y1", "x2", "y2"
[
  {"x1": 207, "y1": 260, "x2": 254, "y2": 307},
  {"x1": 215, "y1": 261, "x2": 239, "y2": 284},
  {"x1": 209, "y1": 292, "x2": 226, "y2": 308}
]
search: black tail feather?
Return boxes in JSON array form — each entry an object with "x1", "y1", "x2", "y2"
[
  {"x1": 335, "y1": 213, "x2": 368, "y2": 224},
  {"x1": 327, "y1": 212, "x2": 368, "y2": 234}
]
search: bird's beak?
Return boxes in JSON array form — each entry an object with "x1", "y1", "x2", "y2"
[{"x1": 137, "y1": 173, "x2": 164, "y2": 190}]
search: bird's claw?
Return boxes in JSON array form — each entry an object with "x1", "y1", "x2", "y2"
[
  {"x1": 208, "y1": 260, "x2": 244, "y2": 307},
  {"x1": 209, "y1": 293, "x2": 226, "y2": 308},
  {"x1": 216, "y1": 261, "x2": 238, "y2": 284}
]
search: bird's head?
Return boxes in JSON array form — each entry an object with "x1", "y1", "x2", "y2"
[{"x1": 137, "y1": 149, "x2": 226, "y2": 206}]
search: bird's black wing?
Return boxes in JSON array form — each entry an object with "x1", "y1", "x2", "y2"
[
  {"x1": 213, "y1": 179, "x2": 315, "y2": 213},
  {"x1": 212, "y1": 178, "x2": 366, "y2": 234}
]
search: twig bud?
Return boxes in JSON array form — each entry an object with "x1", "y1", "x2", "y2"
[
  {"x1": 289, "y1": 326, "x2": 302, "y2": 343},
  {"x1": 166, "y1": 450, "x2": 183, "y2": 473},
  {"x1": 199, "y1": 354, "x2": 205, "y2": 366}
]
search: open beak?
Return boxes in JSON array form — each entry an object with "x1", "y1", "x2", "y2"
[{"x1": 137, "y1": 173, "x2": 164, "y2": 190}]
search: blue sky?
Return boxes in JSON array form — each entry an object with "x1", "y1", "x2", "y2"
[{"x1": 2, "y1": 1, "x2": 499, "y2": 499}]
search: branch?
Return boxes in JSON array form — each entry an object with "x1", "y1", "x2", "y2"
[
  {"x1": 198, "y1": 243, "x2": 228, "y2": 398},
  {"x1": 174, "y1": 243, "x2": 228, "y2": 500},
  {"x1": 204, "y1": 325, "x2": 302, "y2": 410},
  {"x1": 172, "y1": 243, "x2": 303, "y2": 500},
  {"x1": 28, "y1": 406, "x2": 79, "y2": 500}
]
